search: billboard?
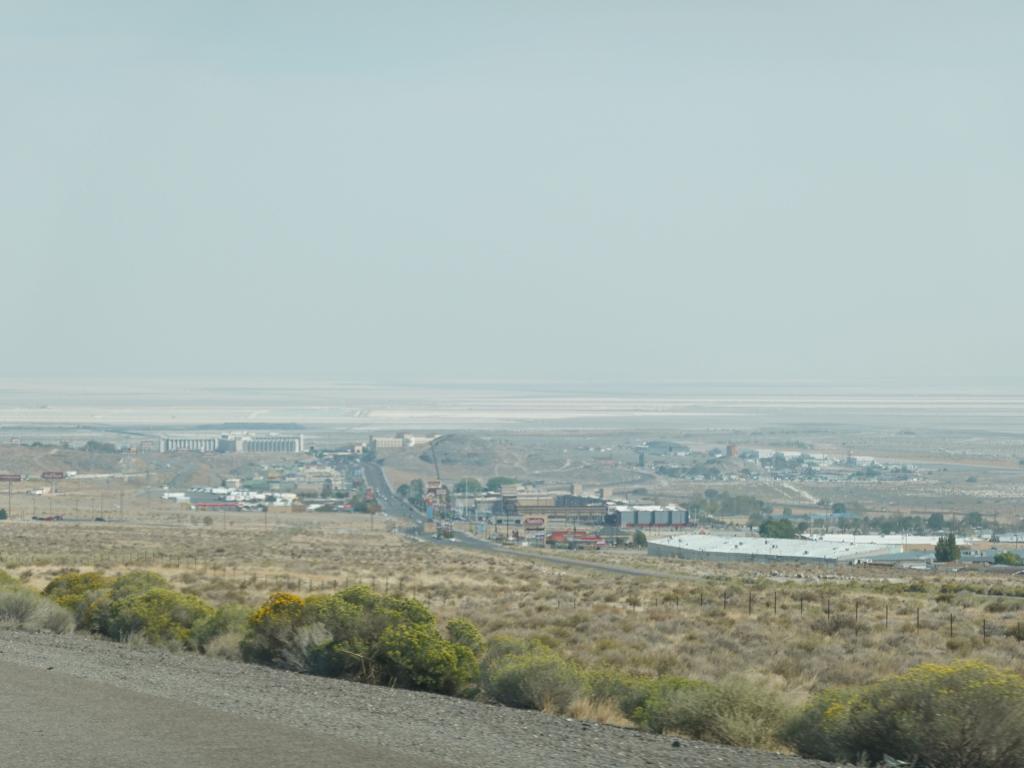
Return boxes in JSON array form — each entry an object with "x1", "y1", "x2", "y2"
[
  {"x1": 41, "y1": 471, "x2": 66, "y2": 480},
  {"x1": 524, "y1": 517, "x2": 546, "y2": 530},
  {"x1": 0, "y1": 474, "x2": 21, "y2": 482}
]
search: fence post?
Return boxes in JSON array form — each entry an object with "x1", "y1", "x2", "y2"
[
  {"x1": 774, "y1": 591, "x2": 778, "y2": 615},
  {"x1": 748, "y1": 592, "x2": 753, "y2": 615},
  {"x1": 949, "y1": 613, "x2": 954, "y2": 638}
]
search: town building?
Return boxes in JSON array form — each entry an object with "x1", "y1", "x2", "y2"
[
  {"x1": 159, "y1": 434, "x2": 303, "y2": 453},
  {"x1": 648, "y1": 533, "x2": 901, "y2": 565}
]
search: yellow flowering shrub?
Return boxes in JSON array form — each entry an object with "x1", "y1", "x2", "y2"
[
  {"x1": 43, "y1": 571, "x2": 114, "y2": 628},
  {"x1": 241, "y1": 592, "x2": 306, "y2": 665},
  {"x1": 101, "y1": 587, "x2": 214, "y2": 647}
]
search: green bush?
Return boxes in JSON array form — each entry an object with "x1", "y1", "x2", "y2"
[
  {"x1": 109, "y1": 571, "x2": 170, "y2": 599},
  {"x1": 994, "y1": 551, "x2": 1024, "y2": 566},
  {"x1": 43, "y1": 572, "x2": 113, "y2": 606},
  {"x1": 100, "y1": 587, "x2": 214, "y2": 647},
  {"x1": 447, "y1": 617, "x2": 484, "y2": 656},
  {"x1": 586, "y1": 666, "x2": 655, "y2": 718},
  {"x1": 240, "y1": 592, "x2": 306, "y2": 666},
  {"x1": 630, "y1": 677, "x2": 711, "y2": 734},
  {"x1": 0, "y1": 579, "x2": 75, "y2": 634},
  {"x1": 379, "y1": 621, "x2": 467, "y2": 694},
  {"x1": 43, "y1": 572, "x2": 114, "y2": 629},
  {"x1": 446, "y1": 617, "x2": 486, "y2": 688},
  {"x1": 190, "y1": 603, "x2": 250, "y2": 653},
  {"x1": 241, "y1": 588, "x2": 484, "y2": 695},
  {"x1": 480, "y1": 638, "x2": 584, "y2": 712},
  {"x1": 786, "y1": 661, "x2": 1024, "y2": 768}
]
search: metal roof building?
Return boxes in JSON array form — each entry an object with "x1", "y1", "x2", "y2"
[{"x1": 649, "y1": 534, "x2": 901, "y2": 565}]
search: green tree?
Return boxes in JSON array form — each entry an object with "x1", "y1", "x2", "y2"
[
  {"x1": 452, "y1": 478, "x2": 483, "y2": 494},
  {"x1": 0, "y1": 508, "x2": 7, "y2": 521},
  {"x1": 83, "y1": 440, "x2": 118, "y2": 452},
  {"x1": 994, "y1": 551, "x2": 1024, "y2": 566},
  {"x1": 485, "y1": 477, "x2": 517, "y2": 492},
  {"x1": 759, "y1": 519, "x2": 798, "y2": 539},
  {"x1": 935, "y1": 533, "x2": 961, "y2": 562},
  {"x1": 963, "y1": 511, "x2": 984, "y2": 528},
  {"x1": 632, "y1": 529, "x2": 647, "y2": 547},
  {"x1": 927, "y1": 512, "x2": 946, "y2": 531},
  {"x1": 408, "y1": 479, "x2": 424, "y2": 501}
]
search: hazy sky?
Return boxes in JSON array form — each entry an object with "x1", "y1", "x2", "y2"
[{"x1": 3, "y1": 3, "x2": 1021, "y2": 386}]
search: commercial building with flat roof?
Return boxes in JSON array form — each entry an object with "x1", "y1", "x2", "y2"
[
  {"x1": 649, "y1": 533, "x2": 901, "y2": 565},
  {"x1": 160, "y1": 434, "x2": 303, "y2": 454},
  {"x1": 159, "y1": 437, "x2": 219, "y2": 453}
]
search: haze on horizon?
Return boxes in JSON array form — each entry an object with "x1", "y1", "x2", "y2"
[{"x1": 2, "y1": 3, "x2": 1021, "y2": 388}]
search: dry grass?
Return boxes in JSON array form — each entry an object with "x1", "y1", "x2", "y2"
[
  {"x1": 4, "y1": 512, "x2": 1024, "y2": 708},
  {"x1": 566, "y1": 697, "x2": 633, "y2": 727}
]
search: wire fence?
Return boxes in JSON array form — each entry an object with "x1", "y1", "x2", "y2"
[{"x1": 5, "y1": 548, "x2": 1024, "y2": 644}]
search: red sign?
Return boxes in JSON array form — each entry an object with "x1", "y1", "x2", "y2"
[
  {"x1": 524, "y1": 517, "x2": 546, "y2": 529},
  {"x1": 0, "y1": 474, "x2": 21, "y2": 482},
  {"x1": 41, "y1": 471, "x2": 66, "y2": 480}
]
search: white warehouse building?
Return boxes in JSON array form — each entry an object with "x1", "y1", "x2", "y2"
[
  {"x1": 648, "y1": 534, "x2": 901, "y2": 565},
  {"x1": 160, "y1": 434, "x2": 303, "y2": 454}
]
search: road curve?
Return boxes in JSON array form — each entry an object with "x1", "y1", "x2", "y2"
[{"x1": 363, "y1": 460, "x2": 700, "y2": 582}]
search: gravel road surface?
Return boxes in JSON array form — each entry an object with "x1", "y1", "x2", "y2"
[{"x1": 0, "y1": 629, "x2": 834, "y2": 768}]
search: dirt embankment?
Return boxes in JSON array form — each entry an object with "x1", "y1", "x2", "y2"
[{"x1": 0, "y1": 629, "x2": 833, "y2": 768}]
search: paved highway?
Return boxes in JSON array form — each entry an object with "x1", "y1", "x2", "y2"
[{"x1": 361, "y1": 460, "x2": 701, "y2": 582}]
